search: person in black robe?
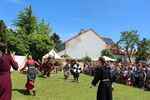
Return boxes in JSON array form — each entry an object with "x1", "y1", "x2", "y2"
[{"x1": 90, "y1": 57, "x2": 114, "y2": 100}]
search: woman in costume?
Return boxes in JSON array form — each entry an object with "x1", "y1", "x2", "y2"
[
  {"x1": 21, "y1": 55, "x2": 40, "y2": 95},
  {"x1": 90, "y1": 57, "x2": 114, "y2": 100},
  {"x1": 0, "y1": 43, "x2": 18, "y2": 100}
]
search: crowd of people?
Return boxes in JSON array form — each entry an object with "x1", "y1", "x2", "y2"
[{"x1": 83, "y1": 61, "x2": 150, "y2": 90}]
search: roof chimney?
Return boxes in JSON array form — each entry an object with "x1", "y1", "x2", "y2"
[{"x1": 81, "y1": 29, "x2": 84, "y2": 34}]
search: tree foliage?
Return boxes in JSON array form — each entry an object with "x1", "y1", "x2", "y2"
[
  {"x1": 0, "y1": 20, "x2": 7, "y2": 42},
  {"x1": 117, "y1": 30, "x2": 139, "y2": 63},
  {"x1": 135, "y1": 38, "x2": 150, "y2": 63},
  {"x1": 82, "y1": 56, "x2": 92, "y2": 62},
  {"x1": 37, "y1": 18, "x2": 52, "y2": 35},
  {"x1": 3, "y1": 6, "x2": 56, "y2": 60},
  {"x1": 12, "y1": 6, "x2": 37, "y2": 35},
  {"x1": 61, "y1": 54, "x2": 70, "y2": 58},
  {"x1": 101, "y1": 49, "x2": 115, "y2": 59},
  {"x1": 51, "y1": 33, "x2": 62, "y2": 50}
]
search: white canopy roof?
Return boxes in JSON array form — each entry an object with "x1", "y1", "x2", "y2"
[
  {"x1": 103, "y1": 56, "x2": 117, "y2": 61},
  {"x1": 93, "y1": 56, "x2": 117, "y2": 61},
  {"x1": 42, "y1": 49, "x2": 62, "y2": 59}
]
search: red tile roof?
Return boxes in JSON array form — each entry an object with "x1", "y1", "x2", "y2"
[{"x1": 122, "y1": 50, "x2": 137, "y2": 54}]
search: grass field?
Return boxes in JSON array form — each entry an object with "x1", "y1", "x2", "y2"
[{"x1": 12, "y1": 71, "x2": 150, "y2": 100}]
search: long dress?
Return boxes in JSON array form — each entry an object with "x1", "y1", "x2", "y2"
[
  {"x1": 91, "y1": 66, "x2": 112, "y2": 100},
  {"x1": 21, "y1": 60, "x2": 40, "y2": 90},
  {"x1": 0, "y1": 54, "x2": 18, "y2": 100}
]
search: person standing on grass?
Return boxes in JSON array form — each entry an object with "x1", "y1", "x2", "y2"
[
  {"x1": 54, "y1": 60, "x2": 59, "y2": 73},
  {"x1": 0, "y1": 43, "x2": 18, "y2": 100},
  {"x1": 71, "y1": 60, "x2": 82, "y2": 83},
  {"x1": 63, "y1": 59, "x2": 70, "y2": 79},
  {"x1": 21, "y1": 55, "x2": 40, "y2": 96},
  {"x1": 43, "y1": 55, "x2": 55, "y2": 77},
  {"x1": 139, "y1": 68, "x2": 147, "y2": 89},
  {"x1": 89, "y1": 57, "x2": 114, "y2": 100}
]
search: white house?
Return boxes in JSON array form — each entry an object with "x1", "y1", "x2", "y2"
[{"x1": 58, "y1": 29, "x2": 106, "y2": 59}]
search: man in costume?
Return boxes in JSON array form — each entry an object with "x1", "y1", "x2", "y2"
[
  {"x1": 71, "y1": 60, "x2": 81, "y2": 83},
  {"x1": 90, "y1": 57, "x2": 114, "y2": 100},
  {"x1": 43, "y1": 55, "x2": 54, "y2": 77}
]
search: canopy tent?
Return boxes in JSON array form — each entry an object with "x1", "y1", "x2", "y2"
[
  {"x1": 93, "y1": 56, "x2": 117, "y2": 61},
  {"x1": 103, "y1": 56, "x2": 117, "y2": 61},
  {"x1": 11, "y1": 55, "x2": 27, "y2": 71},
  {"x1": 42, "y1": 49, "x2": 62, "y2": 59}
]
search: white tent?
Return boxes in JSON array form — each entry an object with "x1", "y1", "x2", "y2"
[
  {"x1": 103, "y1": 56, "x2": 117, "y2": 61},
  {"x1": 93, "y1": 56, "x2": 117, "y2": 61},
  {"x1": 42, "y1": 49, "x2": 62, "y2": 59},
  {"x1": 11, "y1": 55, "x2": 27, "y2": 71}
]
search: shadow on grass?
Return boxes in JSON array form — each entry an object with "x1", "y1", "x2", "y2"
[
  {"x1": 58, "y1": 78, "x2": 76, "y2": 82},
  {"x1": 37, "y1": 74, "x2": 44, "y2": 78},
  {"x1": 12, "y1": 89, "x2": 32, "y2": 95}
]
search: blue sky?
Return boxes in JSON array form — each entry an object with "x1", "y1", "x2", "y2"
[{"x1": 1, "y1": 0, "x2": 150, "y2": 42}]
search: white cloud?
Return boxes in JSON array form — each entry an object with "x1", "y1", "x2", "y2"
[{"x1": 6, "y1": 0, "x2": 22, "y2": 3}]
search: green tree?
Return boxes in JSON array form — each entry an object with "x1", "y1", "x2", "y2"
[
  {"x1": 82, "y1": 56, "x2": 92, "y2": 62},
  {"x1": 61, "y1": 54, "x2": 70, "y2": 58},
  {"x1": 0, "y1": 20, "x2": 7, "y2": 42},
  {"x1": 27, "y1": 34, "x2": 55, "y2": 60},
  {"x1": 37, "y1": 18, "x2": 52, "y2": 35},
  {"x1": 135, "y1": 38, "x2": 150, "y2": 63},
  {"x1": 117, "y1": 30, "x2": 139, "y2": 63},
  {"x1": 51, "y1": 33, "x2": 62, "y2": 50},
  {"x1": 12, "y1": 6, "x2": 37, "y2": 35},
  {"x1": 101, "y1": 49, "x2": 115, "y2": 59},
  {"x1": 10, "y1": 6, "x2": 55, "y2": 60}
]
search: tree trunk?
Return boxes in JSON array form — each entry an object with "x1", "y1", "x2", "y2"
[{"x1": 127, "y1": 54, "x2": 132, "y2": 63}]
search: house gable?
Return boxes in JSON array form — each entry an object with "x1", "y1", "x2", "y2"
[{"x1": 59, "y1": 29, "x2": 106, "y2": 59}]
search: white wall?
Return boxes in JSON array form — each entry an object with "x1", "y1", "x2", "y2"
[
  {"x1": 147, "y1": 58, "x2": 150, "y2": 64},
  {"x1": 114, "y1": 55, "x2": 125, "y2": 61},
  {"x1": 58, "y1": 30, "x2": 106, "y2": 59},
  {"x1": 57, "y1": 50, "x2": 65, "y2": 57}
]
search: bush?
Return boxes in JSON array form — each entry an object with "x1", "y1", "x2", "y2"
[
  {"x1": 82, "y1": 56, "x2": 92, "y2": 62},
  {"x1": 61, "y1": 54, "x2": 70, "y2": 58}
]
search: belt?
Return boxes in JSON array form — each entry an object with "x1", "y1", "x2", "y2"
[
  {"x1": 29, "y1": 66, "x2": 35, "y2": 68},
  {"x1": 101, "y1": 79, "x2": 109, "y2": 81}
]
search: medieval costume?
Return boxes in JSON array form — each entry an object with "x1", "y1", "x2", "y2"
[
  {"x1": 71, "y1": 61, "x2": 81, "y2": 83},
  {"x1": 90, "y1": 57, "x2": 113, "y2": 100},
  {"x1": 54, "y1": 61, "x2": 59, "y2": 73},
  {"x1": 21, "y1": 56, "x2": 40, "y2": 95},
  {"x1": 42, "y1": 57, "x2": 54, "y2": 77},
  {"x1": 63, "y1": 62, "x2": 70, "y2": 79},
  {"x1": 0, "y1": 43, "x2": 18, "y2": 100}
]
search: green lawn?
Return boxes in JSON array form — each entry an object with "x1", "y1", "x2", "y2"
[{"x1": 12, "y1": 71, "x2": 150, "y2": 100}]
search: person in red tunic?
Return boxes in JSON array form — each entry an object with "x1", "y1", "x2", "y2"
[
  {"x1": 42, "y1": 55, "x2": 54, "y2": 77},
  {"x1": 0, "y1": 43, "x2": 18, "y2": 100},
  {"x1": 21, "y1": 55, "x2": 40, "y2": 96}
]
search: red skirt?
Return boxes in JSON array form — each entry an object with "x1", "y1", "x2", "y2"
[{"x1": 25, "y1": 81, "x2": 34, "y2": 90}]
